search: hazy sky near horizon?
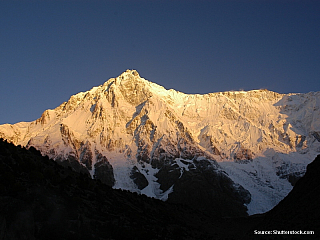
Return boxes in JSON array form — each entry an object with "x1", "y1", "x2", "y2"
[{"x1": 1, "y1": 0, "x2": 320, "y2": 124}]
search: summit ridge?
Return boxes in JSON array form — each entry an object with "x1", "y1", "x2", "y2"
[{"x1": 1, "y1": 70, "x2": 320, "y2": 216}]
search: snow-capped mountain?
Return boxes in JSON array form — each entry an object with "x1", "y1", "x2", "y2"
[{"x1": 1, "y1": 69, "x2": 320, "y2": 215}]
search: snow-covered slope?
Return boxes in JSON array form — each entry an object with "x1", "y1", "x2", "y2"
[{"x1": 1, "y1": 69, "x2": 319, "y2": 215}]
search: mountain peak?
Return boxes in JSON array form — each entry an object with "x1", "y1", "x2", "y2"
[
  {"x1": 116, "y1": 69, "x2": 141, "y2": 83},
  {"x1": 123, "y1": 69, "x2": 140, "y2": 77},
  {"x1": 101, "y1": 70, "x2": 143, "y2": 89},
  {"x1": 110, "y1": 69, "x2": 151, "y2": 89},
  {"x1": 1, "y1": 70, "x2": 320, "y2": 217}
]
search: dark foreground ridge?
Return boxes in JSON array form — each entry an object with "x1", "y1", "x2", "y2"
[
  {"x1": 244, "y1": 153, "x2": 320, "y2": 239},
  {"x1": 0, "y1": 139, "x2": 319, "y2": 239}
]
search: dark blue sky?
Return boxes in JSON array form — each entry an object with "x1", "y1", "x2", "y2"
[{"x1": 1, "y1": 0, "x2": 320, "y2": 124}]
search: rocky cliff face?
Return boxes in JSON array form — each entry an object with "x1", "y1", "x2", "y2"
[{"x1": 1, "y1": 69, "x2": 320, "y2": 215}]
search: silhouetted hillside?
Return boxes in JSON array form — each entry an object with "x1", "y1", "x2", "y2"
[
  {"x1": 0, "y1": 139, "x2": 319, "y2": 239},
  {"x1": 0, "y1": 138, "x2": 216, "y2": 239},
  {"x1": 243, "y1": 155, "x2": 320, "y2": 239}
]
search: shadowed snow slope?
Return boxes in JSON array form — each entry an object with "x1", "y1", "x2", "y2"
[{"x1": 1, "y1": 69, "x2": 320, "y2": 215}]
